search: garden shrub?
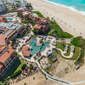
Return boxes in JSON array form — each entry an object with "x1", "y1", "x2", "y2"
[
  {"x1": 10, "y1": 70, "x2": 22, "y2": 78},
  {"x1": 21, "y1": 64, "x2": 26, "y2": 70}
]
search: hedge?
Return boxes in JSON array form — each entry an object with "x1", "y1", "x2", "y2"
[
  {"x1": 21, "y1": 64, "x2": 26, "y2": 70},
  {"x1": 10, "y1": 70, "x2": 22, "y2": 78}
]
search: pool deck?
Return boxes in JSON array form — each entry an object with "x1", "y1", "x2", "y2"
[
  {"x1": 16, "y1": 34, "x2": 56, "y2": 62},
  {"x1": 3, "y1": 12, "x2": 21, "y2": 22}
]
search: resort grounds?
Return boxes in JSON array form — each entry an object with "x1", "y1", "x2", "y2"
[
  {"x1": 1, "y1": 1, "x2": 85, "y2": 85},
  {"x1": 12, "y1": 72, "x2": 62, "y2": 85},
  {"x1": 27, "y1": 0, "x2": 85, "y2": 39}
]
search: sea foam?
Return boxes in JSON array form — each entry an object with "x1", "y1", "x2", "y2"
[{"x1": 44, "y1": 0, "x2": 85, "y2": 15}]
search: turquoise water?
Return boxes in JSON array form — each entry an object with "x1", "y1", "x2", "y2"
[
  {"x1": 45, "y1": 0, "x2": 85, "y2": 15},
  {"x1": 21, "y1": 1, "x2": 27, "y2": 5},
  {"x1": 30, "y1": 39, "x2": 49, "y2": 56},
  {"x1": 7, "y1": 18, "x2": 13, "y2": 21}
]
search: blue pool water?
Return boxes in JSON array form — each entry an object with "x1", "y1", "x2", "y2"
[
  {"x1": 30, "y1": 39, "x2": 49, "y2": 56},
  {"x1": 45, "y1": 0, "x2": 85, "y2": 15},
  {"x1": 21, "y1": 1, "x2": 26, "y2": 4},
  {"x1": 7, "y1": 18, "x2": 13, "y2": 21},
  {"x1": 21, "y1": 1, "x2": 27, "y2": 5}
]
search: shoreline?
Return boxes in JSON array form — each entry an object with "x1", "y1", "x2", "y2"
[
  {"x1": 27, "y1": 0, "x2": 85, "y2": 39},
  {"x1": 25, "y1": 0, "x2": 85, "y2": 83},
  {"x1": 44, "y1": 0, "x2": 85, "y2": 16}
]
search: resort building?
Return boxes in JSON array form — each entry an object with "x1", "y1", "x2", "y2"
[
  {"x1": 22, "y1": 46, "x2": 31, "y2": 57},
  {"x1": 0, "y1": 35, "x2": 17, "y2": 77},
  {"x1": 0, "y1": 1, "x2": 7, "y2": 13},
  {"x1": 28, "y1": 13, "x2": 40, "y2": 22},
  {"x1": 16, "y1": 7, "x2": 30, "y2": 13},
  {"x1": 22, "y1": 11, "x2": 31, "y2": 17},
  {"x1": 5, "y1": 0, "x2": 20, "y2": 4},
  {"x1": 0, "y1": 21, "x2": 24, "y2": 39},
  {"x1": 0, "y1": 16, "x2": 7, "y2": 23},
  {"x1": 33, "y1": 18, "x2": 49, "y2": 33}
]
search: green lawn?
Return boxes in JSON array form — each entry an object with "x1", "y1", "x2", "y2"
[
  {"x1": 0, "y1": 59, "x2": 25, "y2": 80},
  {"x1": 14, "y1": 60, "x2": 25, "y2": 73},
  {"x1": 0, "y1": 81, "x2": 5, "y2": 85},
  {"x1": 71, "y1": 36, "x2": 85, "y2": 47},
  {"x1": 32, "y1": 11, "x2": 73, "y2": 38},
  {"x1": 57, "y1": 42, "x2": 65, "y2": 51},
  {"x1": 47, "y1": 20, "x2": 73, "y2": 38},
  {"x1": 48, "y1": 28, "x2": 53, "y2": 34},
  {"x1": 58, "y1": 46, "x2": 80, "y2": 60},
  {"x1": 72, "y1": 47, "x2": 80, "y2": 60},
  {"x1": 0, "y1": 59, "x2": 21, "y2": 80},
  {"x1": 71, "y1": 36, "x2": 85, "y2": 64},
  {"x1": 32, "y1": 11, "x2": 44, "y2": 18},
  {"x1": 64, "y1": 44, "x2": 71, "y2": 56},
  {"x1": 75, "y1": 50, "x2": 84, "y2": 65}
]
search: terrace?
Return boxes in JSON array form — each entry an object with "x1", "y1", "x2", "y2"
[{"x1": 33, "y1": 18, "x2": 49, "y2": 33}]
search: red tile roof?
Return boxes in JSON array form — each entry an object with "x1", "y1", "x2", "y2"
[
  {"x1": 16, "y1": 7, "x2": 30, "y2": 12},
  {"x1": 0, "y1": 46, "x2": 6, "y2": 52},
  {"x1": 34, "y1": 24, "x2": 41, "y2": 29},
  {"x1": 22, "y1": 46, "x2": 31, "y2": 57},
  {"x1": 0, "y1": 34, "x2": 6, "y2": 46},
  {"x1": 0, "y1": 64, "x2": 3, "y2": 68},
  {"x1": 7, "y1": 41, "x2": 12, "y2": 49},
  {"x1": 0, "y1": 27, "x2": 7, "y2": 32},
  {"x1": 0, "y1": 48, "x2": 15, "y2": 63},
  {"x1": 0, "y1": 16, "x2": 7, "y2": 23},
  {"x1": 7, "y1": 30, "x2": 17, "y2": 39}
]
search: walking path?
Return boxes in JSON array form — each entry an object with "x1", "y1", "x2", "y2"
[
  {"x1": 57, "y1": 48, "x2": 73, "y2": 58},
  {"x1": 16, "y1": 51, "x2": 85, "y2": 85},
  {"x1": 15, "y1": 31, "x2": 84, "y2": 85},
  {"x1": 16, "y1": 49, "x2": 85, "y2": 85}
]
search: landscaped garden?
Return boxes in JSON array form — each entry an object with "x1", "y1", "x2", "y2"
[
  {"x1": 57, "y1": 42, "x2": 65, "y2": 51},
  {"x1": 32, "y1": 11, "x2": 44, "y2": 18},
  {"x1": 71, "y1": 36, "x2": 85, "y2": 65},
  {"x1": 56, "y1": 42, "x2": 80, "y2": 61},
  {"x1": 32, "y1": 11, "x2": 73, "y2": 38},
  {"x1": 57, "y1": 46, "x2": 80, "y2": 60},
  {"x1": 0, "y1": 59, "x2": 21, "y2": 80},
  {"x1": 64, "y1": 44, "x2": 71, "y2": 56}
]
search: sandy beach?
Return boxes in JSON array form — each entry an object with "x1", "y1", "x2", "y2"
[
  {"x1": 27, "y1": 0, "x2": 85, "y2": 38},
  {"x1": 24, "y1": 0, "x2": 85, "y2": 84},
  {"x1": 12, "y1": 72, "x2": 62, "y2": 85}
]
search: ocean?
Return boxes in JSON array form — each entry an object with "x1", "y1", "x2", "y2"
[{"x1": 45, "y1": 0, "x2": 85, "y2": 15}]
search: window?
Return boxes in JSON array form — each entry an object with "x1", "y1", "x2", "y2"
[
  {"x1": 4, "y1": 58, "x2": 11, "y2": 66},
  {"x1": 3, "y1": 18, "x2": 4, "y2": 21},
  {"x1": 0, "y1": 69, "x2": 2, "y2": 73},
  {"x1": 11, "y1": 56, "x2": 14, "y2": 59}
]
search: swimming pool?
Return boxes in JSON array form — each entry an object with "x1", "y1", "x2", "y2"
[
  {"x1": 30, "y1": 39, "x2": 49, "y2": 56},
  {"x1": 6, "y1": 18, "x2": 13, "y2": 21}
]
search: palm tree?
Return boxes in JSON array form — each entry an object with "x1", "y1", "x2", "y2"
[{"x1": 47, "y1": 16, "x2": 49, "y2": 20}]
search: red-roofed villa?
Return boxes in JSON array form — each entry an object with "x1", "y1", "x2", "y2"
[
  {"x1": 33, "y1": 18, "x2": 49, "y2": 33},
  {"x1": 0, "y1": 35, "x2": 18, "y2": 77},
  {"x1": 22, "y1": 46, "x2": 31, "y2": 57},
  {"x1": 0, "y1": 16, "x2": 7, "y2": 23}
]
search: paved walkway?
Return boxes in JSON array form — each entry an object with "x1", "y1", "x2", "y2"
[
  {"x1": 16, "y1": 51, "x2": 85, "y2": 85},
  {"x1": 57, "y1": 48, "x2": 73, "y2": 58},
  {"x1": 16, "y1": 43, "x2": 85, "y2": 85},
  {"x1": 15, "y1": 31, "x2": 84, "y2": 85}
]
